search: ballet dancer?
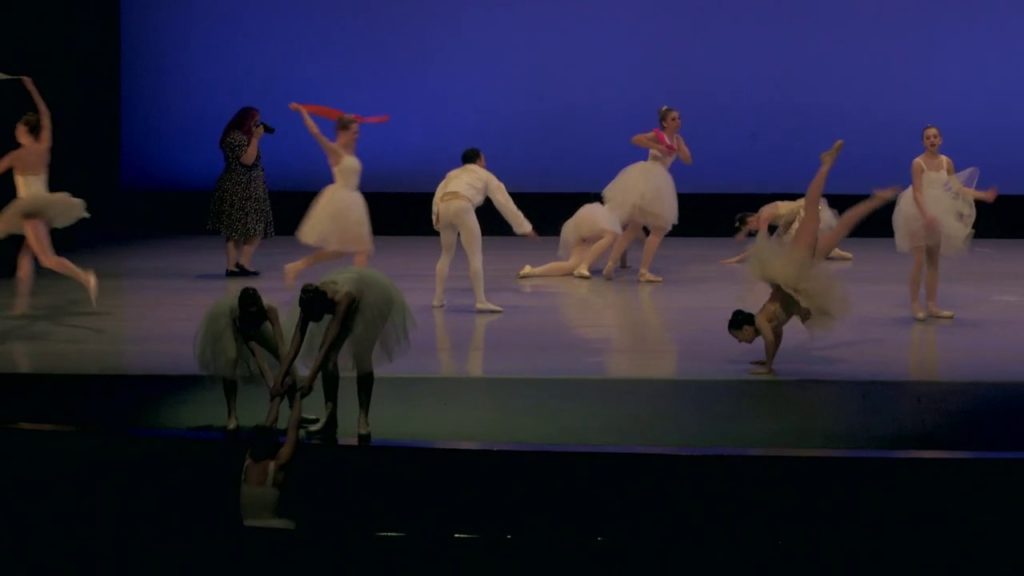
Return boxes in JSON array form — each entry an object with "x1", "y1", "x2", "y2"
[
  {"x1": 517, "y1": 202, "x2": 621, "y2": 279},
  {"x1": 0, "y1": 76, "x2": 97, "y2": 310},
  {"x1": 722, "y1": 197, "x2": 853, "y2": 264},
  {"x1": 283, "y1": 103, "x2": 375, "y2": 286},
  {"x1": 727, "y1": 140, "x2": 899, "y2": 375},
  {"x1": 432, "y1": 147, "x2": 536, "y2": 312},
  {"x1": 601, "y1": 105, "x2": 692, "y2": 282},
  {"x1": 891, "y1": 125, "x2": 997, "y2": 320}
]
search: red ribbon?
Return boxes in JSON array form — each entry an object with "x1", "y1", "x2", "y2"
[{"x1": 300, "y1": 104, "x2": 390, "y2": 124}]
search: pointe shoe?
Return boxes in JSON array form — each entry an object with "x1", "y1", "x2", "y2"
[
  {"x1": 517, "y1": 265, "x2": 534, "y2": 278},
  {"x1": 85, "y1": 271, "x2": 99, "y2": 308},
  {"x1": 474, "y1": 302, "x2": 504, "y2": 313},
  {"x1": 927, "y1": 307, "x2": 955, "y2": 319},
  {"x1": 638, "y1": 270, "x2": 663, "y2": 283},
  {"x1": 235, "y1": 262, "x2": 260, "y2": 276},
  {"x1": 820, "y1": 139, "x2": 845, "y2": 165},
  {"x1": 827, "y1": 248, "x2": 854, "y2": 261},
  {"x1": 602, "y1": 263, "x2": 616, "y2": 280},
  {"x1": 572, "y1": 267, "x2": 592, "y2": 279},
  {"x1": 432, "y1": 299, "x2": 446, "y2": 308},
  {"x1": 911, "y1": 304, "x2": 927, "y2": 322}
]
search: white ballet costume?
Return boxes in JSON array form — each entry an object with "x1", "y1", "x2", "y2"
[
  {"x1": 295, "y1": 154, "x2": 374, "y2": 254},
  {"x1": 557, "y1": 202, "x2": 623, "y2": 258},
  {"x1": 601, "y1": 147, "x2": 678, "y2": 231},
  {"x1": 892, "y1": 157, "x2": 978, "y2": 255},
  {"x1": 770, "y1": 197, "x2": 839, "y2": 242},
  {"x1": 0, "y1": 173, "x2": 90, "y2": 238},
  {"x1": 194, "y1": 292, "x2": 278, "y2": 380},
  {"x1": 295, "y1": 267, "x2": 414, "y2": 372}
]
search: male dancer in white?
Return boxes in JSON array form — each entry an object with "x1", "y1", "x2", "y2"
[{"x1": 432, "y1": 148, "x2": 536, "y2": 313}]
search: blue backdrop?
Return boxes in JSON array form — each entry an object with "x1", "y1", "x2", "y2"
[{"x1": 121, "y1": 0, "x2": 1020, "y2": 194}]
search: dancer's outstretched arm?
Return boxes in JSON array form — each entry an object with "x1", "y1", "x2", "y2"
[
  {"x1": 289, "y1": 102, "x2": 343, "y2": 166},
  {"x1": 22, "y1": 78, "x2": 51, "y2": 147},
  {"x1": 299, "y1": 294, "x2": 354, "y2": 396}
]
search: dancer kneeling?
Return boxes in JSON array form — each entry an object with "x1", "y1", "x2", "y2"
[
  {"x1": 727, "y1": 140, "x2": 898, "y2": 375},
  {"x1": 518, "y1": 202, "x2": 621, "y2": 279}
]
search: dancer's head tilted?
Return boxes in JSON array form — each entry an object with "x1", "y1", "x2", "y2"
[
  {"x1": 299, "y1": 283, "x2": 333, "y2": 322},
  {"x1": 236, "y1": 287, "x2": 268, "y2": 334},
  {"x1": 728, "y1": 309, "x2": 758, "y2": 343},
  {"x1": 15, "y1": 112, "x2": 41, "y2": 145},
  {"x1": 658, "y1": 106, "x2": 680, "y2": 132}
]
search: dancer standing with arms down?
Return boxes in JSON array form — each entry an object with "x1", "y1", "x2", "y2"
[
  {"x1": 601, "y1": 106, "x2": 692, "y2": 283},
  {"x1": 891, "y1": 125, "x2": 997, "y2": 321},
  {"x1": 517, "y1": 202, "x2": 621, "y2": 279},
  {"x1": 432, "y1": 148, "x2": 536, "y2": 312},
  {"x1": 208, "y1": 106, "x2": 275, "y2": 277},
  {"x1": 0, "y1": 76, "x2": 97, "y2": 309},
  {"x1": 727, "y1": 140, "x2": 899, "y2": 375},
  {"x1": 283, "y1": 103, "x2": 374, "y2": 286}
]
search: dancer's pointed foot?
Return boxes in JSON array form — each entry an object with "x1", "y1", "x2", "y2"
[
  {"x1": 638, "y1": 270, "x2": 663, "y2": 283},
  {"x1": 517, "y1": 265, "x2": 534, "y2": 279},
  {"x1": 827, "y1": 248, "x2": 854, "y2": 261},
  {"x1": 927, "y1": 306, "x2": 955, "y2": 319},
  {"x1": 572, "y1": 267, "x2": 592, "y2": 279},
  {"x1": 474, "y1": 302, "x2": 504, "y2": 313},
  {"x1": 602, "y1": 263, "x2": 616, "y2": 281},
  {"x1": 431, "y1": 299, "x2": 446, "y2": 309},
  {"x1": 820, "y1": 139, "x2": 844, "y2": 166},
  {"x1": 872, "y1": 186, "x2": 901, "y2": 202}
]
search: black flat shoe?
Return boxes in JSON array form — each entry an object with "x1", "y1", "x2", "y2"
[
  {"x1": 235, "y1": 263, "x2": 261, "y2": 276},
  {"x1": 226, "y1": 268, "x2": 246, "y2": 277}
]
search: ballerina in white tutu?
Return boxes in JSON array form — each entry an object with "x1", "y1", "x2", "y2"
[
  {"x1": 721, "y1": 197, "x2": 853, "y2": 264},
  {"x1": 194, "y1": 286, "x2": 316, "y2": 430},
  {"x1": 728, "y1": 140, "x2": 899, "y2": 375},
  {"x1": 432, "y1": 148, "x2": 536, "y2": 313},
  {"x1": 892, "y1": 125, "x2": 997, "y2": 321},
  {"x1": 517, "y1": 202, "x2": 621, "y2": 279},
  {"x1": 283, "y1": 103, "x2": 373, "y2": 286},
  {"x1": 273, "y1": 267, "x2": 414, "y2": 442},
  {"x1": 0, "y1": 76, "x2": 97, "y2": 310},
  {"x1": 600, "y1": 106, "x2": 693, "y2": 283}
]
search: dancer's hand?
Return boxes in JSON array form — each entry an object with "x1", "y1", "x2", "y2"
[
  {"x1": 289, "y1": 102, "x2": 303, "y2": 112},
  {"x1": 524, "y1": 230, "x2": 539, "y2": 239},
  {"x1": 923, "y1": 213, "x2": 939, "y2": 231},
  {"x1": 980, "y1": 186, "x2": 999, "y2": 204},
  {"x1": 298, "y1": 378, "x2": 315, "y2": 399},
  {"x1": 721, "y1": 255, "x2": 743, "y2": 264},
  {"x1": 21, "y1": 76, "x2": 34, "y2": 88}
]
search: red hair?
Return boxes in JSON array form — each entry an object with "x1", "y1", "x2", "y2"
[{"x1": 221, "y1": 106, "x2": 260, "y2": 144}]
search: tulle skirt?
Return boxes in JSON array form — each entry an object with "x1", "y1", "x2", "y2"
[
  {"x1": 557, "y1": 202, "x2": 622, "y2": 258},
  {"x1": 892, "y1": 168, "x2": 979, "y2": 255},
  {"x1": 0, "y1": 192, "x2": 90, "y2": 238},
  {"x1": 295, "y1": 184, "x2": 374, "y2": 253},
  {"x1": 776, "y1": 198, "x2": 839, "y2": 242},
  {"x1": 194, "y1": 293, "x2": 278, "y2": 380},
  {"x1": 601, "y1": 161, "x2": 678, "y2": 231},
  {"x1": 747, "y1": 236, "x2": 850, "y2": 332},
  {"x1": 295, "y1": 267, "x2": 414, "y2": 372}
]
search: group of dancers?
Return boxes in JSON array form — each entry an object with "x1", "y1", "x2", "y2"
[{"x1": 1, "y1": 76, "x2": 1001, "y2": 421}]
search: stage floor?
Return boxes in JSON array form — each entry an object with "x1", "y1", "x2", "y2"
[
  {"x1": 1, "y1": 235, "x2": 1021, "y2": 380},
  {"x1": 2, "y1": 236, "x2": 1023, "y2": 449}
]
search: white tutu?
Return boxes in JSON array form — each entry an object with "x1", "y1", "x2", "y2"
[
  {"x1": 892, "y1": 167, "x2": 978, "y2": 255},
  {"x1": 747, "y1": 235, "x2": 850, "y2": 332},
  {"x1": 601, "y1": 160, "x2": 678, "y2": 231},
  {"x1": 775, "y1": 198, "x2": 839, "y2": 242},
  {"x1": 295, "y1": 267, "x2": 414, "y2": 372},
  {"x1": 194, "y1": 292, "x2": 278, "y2": 380},
  {"x1": 0, "y1": 189, "x2": 89, "y2": 238},
  {"x1": 295, "y1": 184, "x2": 374, "y2": 253},
  {"x1": 557, "y1": 202, "x2": 622, "y2": 258}
]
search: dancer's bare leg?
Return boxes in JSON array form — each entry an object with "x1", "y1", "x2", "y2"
[
  {"x1": 225, "y1": 239, "x2": 240, "y2": 270},
  {"x1": 23, "y1": 220, "x2": 97, "y2": 307},
  {"x1": 12, "y1": 242, "x2": 34, "y2": 315},
  {"x1": 222, "y1": 378, "x2": 239, "y2": 430},
  {"x1": 638, "y1": 227, "x2": 668, "y2": 282},
  {"x1": 354, "y1": 350, "x2": 374, "y2": 439},
  {"x1": 923, "y1": 244, "x2": 952, "y2": 318},
  {"x1": 814, "y1": 187, "x2": 899, "y2": 260},
  {"x1": 604, "y1": 221, "x2": 642, "y2": 279},
  {"x1": 284, "y1": 249, "x2": 345, "y2": 286},
  {"x1": 909, "y1": 246, "x2": 927, "y2": 320},
  {"x1": 790, "y1": 140, "x2": 843, "y2": 259},
  {"x1": 519, "y1": 245, "x2": 586, "y2": 278}
]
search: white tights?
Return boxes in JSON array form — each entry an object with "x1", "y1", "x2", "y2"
[{"x1": 434, "y1": 200, "x2": 493, "y2": 307}]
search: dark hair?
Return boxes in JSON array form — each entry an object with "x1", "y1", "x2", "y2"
[
  {"x1": 922, "y1": 124, "x2": 941, "y2": 138},
  {"x1": 221, "y1": 106, "x2": 260, "y2": 144},
  {"x1": 461, "y1": 148, "x2": 482, "y2": 165},
  {"x1": 728, "y1": 309, "x2": 756, "y2": 333},
  {"x1": 336, "y1": 115, "x2": 358, "y2": 133},
  {"x1": 248, "y1": 425, "x2": 280, "y2": 462},
  {"x1": 299, "y1": 283, "x2": 330, "y2": 322},
  {"x1": 658, "y1": 106, "x2": 678, "y2": 129},
  {"x1": 735, "y1": 212, "x2": 756, "y2": 230},
  {"x1": 237, "y1": 287, "x2": 268, "y2": 333},
  {"x1": 19, "y1": 113, "x2": 41, "y2": 139}
]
